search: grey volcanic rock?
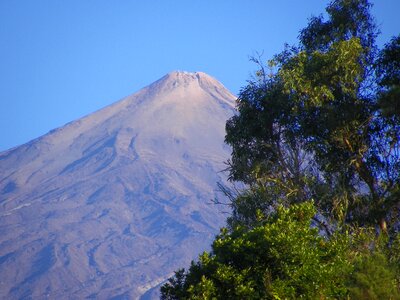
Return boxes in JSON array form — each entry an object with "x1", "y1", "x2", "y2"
[{"x1": 0, "y1": 71, "x2": 236, "y2": 299}]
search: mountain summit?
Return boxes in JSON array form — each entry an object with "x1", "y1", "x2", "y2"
[{"x1": 0, "y1": 71, "x2": 236, "y2": 299}]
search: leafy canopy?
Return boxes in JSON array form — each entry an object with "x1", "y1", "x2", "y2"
[
  {"x1": 161, "y1": 202, "x2": 351, "y2": 299},
  {"x1": 225, "y1": 0, "x2": 399, "y2": 230}
]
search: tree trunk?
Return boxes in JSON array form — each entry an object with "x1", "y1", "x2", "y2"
[{"x1": 379, "y1": 218, "x2": 387, "y2": 234}]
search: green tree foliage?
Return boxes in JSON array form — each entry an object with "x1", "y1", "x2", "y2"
[
  {"x1": 348, "y1": 252, "x2": 399, "y2": 299},
  {"x1": 346, "y1": 229, "x2": 400, "y2": 299},
  {"x1": 161, "y1": 202, "x2": 351, "y2": 299},
  {"x1": 161, "y1": 0, "x2": 400, "y2": 298},
  {"x1": 225, "y1": 0, "x2": 400, "y2": 231},
  {"x1": 377, "y1": 35, "x2": 400, "y2": 121},
  {"x1": 161, "y1": 202, "x2": 400, "y2": 299}
]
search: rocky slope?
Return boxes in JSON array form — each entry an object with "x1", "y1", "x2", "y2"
[{"x1": 0, "y1": 71, "x2": 236, "y2": 299}]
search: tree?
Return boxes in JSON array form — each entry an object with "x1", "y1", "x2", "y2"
[
  {"x1": 345, "y1": 228, "x2": 400, "y2": 299},
  {"x1": 161, "y1": 202, "x2": 351, "y2": 299},
  {"x1": 225, "y1": 0, "x2": 400, "y2": 231},
  {"x1": 348, "y1": 252, "x2": 399, "y2": 299},
  {"x1": 377, "y1": 35, "x2": 400, "y2": 120},
  {"x1": 161, "y1": 203, "x2": 400, "y2": 299}
]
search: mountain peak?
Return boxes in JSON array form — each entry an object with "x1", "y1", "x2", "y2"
[
  {"x1": 147, "y1": 71, "x2": 236, "y2": 106},
  {"x1": 0, "y1": 71, "x2": 236, "y2": 299},
  {"x1": 165, "y1": 70, "x2": 223, "y2": 85},
  {"x1": 166, "y1": 70, "x2": 211, "y2": 79}
]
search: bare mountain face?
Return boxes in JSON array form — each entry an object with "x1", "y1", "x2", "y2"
[{"x1": 0, "y1": 71, "x2": 236, "y2": 299}]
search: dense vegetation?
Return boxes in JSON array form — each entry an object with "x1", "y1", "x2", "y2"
[{"x1": 161, "y1": 0, "x2": 400, "y2": 298}]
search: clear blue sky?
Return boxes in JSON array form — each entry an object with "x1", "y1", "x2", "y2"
[{"x1": 0, "y1": 1, "x2": 399, "y2": 151}]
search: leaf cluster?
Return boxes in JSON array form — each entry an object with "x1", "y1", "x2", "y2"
[
  {"x1": 161, "y1": 203, "x2": 351, "y2": 299},
  {"x1": 225, "y1": 0, "x2": 400, "y2": 230}
]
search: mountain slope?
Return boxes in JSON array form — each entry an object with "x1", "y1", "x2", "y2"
[{"x1": 0, "y1": 71, "x2": 236, "y2": 299}]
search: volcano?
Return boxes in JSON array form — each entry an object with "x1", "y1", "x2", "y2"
[{"x1": 0, "y1": 71, "x2": 236, "y2": 299}]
